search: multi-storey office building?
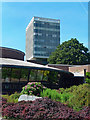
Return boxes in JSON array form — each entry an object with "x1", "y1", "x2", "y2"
[{"x1": 26, "y1": 16, "x2": 60, "y2": 64}]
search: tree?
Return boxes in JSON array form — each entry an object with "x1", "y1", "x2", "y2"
[{"x1": 48, "y1": 38, "x2": 90, "y2": 65}]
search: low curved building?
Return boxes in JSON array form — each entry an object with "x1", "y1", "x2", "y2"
[
  {"x1": 0, "y1": 47, "x2": 83, "y2": 94},
  {"x1": 0, "y1": 47, "x2": 25, "y2": 61}
]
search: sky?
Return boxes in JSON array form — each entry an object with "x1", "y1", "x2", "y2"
[{"x1": 1, "y1": 2, "x2": 88, "y2": 53}]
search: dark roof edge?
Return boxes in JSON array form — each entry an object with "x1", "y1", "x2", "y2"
[
  {"x1": 48, "y1": 64, "x2": 90, "y2": 67},
  {"x1": 0, "y1": 46, "x2": 25, "y2": 55},
  {"x1": 1, "y1": 64, "x2": 74, "y2": 77}
]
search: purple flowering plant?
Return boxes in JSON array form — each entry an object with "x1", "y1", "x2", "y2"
[{"x1": 21, "y1": 82, "x2": 46, "y2": 96}]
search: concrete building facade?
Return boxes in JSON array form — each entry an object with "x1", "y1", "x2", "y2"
[{"x1": 26, "y1": 16, "x2": 60, "y2": 64}]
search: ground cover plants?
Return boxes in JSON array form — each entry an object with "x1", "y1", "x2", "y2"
[
  {"x1": 2, "y1": 82, "x2": 90, "y2": 119},
  {"x1": 2, "y1": 97, "x2": 90, "y2": 120}
]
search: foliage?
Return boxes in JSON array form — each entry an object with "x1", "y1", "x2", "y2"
[
  {"x1": 21, "y1": 82, "x2": 46, "y2": 96},
  {"x1": 59, "y1": 83, "x2": 90, "y2": 111},
  {"x1": 85, "y1": 72, "x2": 90, "y2": 84},
  {"x1": 2, "y1": 92, "x2": 21, "y2": 103},
  {"x1": 79, "y1": 106, "x2": 90, "y2": 119},
  {"x1": 1, "y1": 97, "x2": 7, "y2": 105},
  {"x1": 40, "y1": 83, "x2": 89, "y2": 111},
  {"x1": 3, "y1": 97, "x2": 89, "y2": 120},
  {"x1": 40, "y1": 88, "x2": 71, "y2": 103},
  {"x1": 66, "y1": 84, "x2": 90, "y2": 111},
  {"x1": 9, "y1": 92, "x2": 22, "y2": 103},
  {"x1": 48, "y1": 38, "x2": 90, "y2": 65}
]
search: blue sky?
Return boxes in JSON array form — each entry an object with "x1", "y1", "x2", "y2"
[{"x1": 2, "y1": 2, "x2": 88, "y2": 53}]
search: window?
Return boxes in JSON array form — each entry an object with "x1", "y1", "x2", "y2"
[
  {"x1": 52, "y1": 34, "x2": 57, "y2": 37},
  {"x1": 46, "y1": 34, "x2": 48, "y2": 36}
]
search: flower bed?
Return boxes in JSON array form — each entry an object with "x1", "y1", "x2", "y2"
[
  {"x1": 2, "y1": 97, "x2": 90, "y2": 120},
  {"x1": 21, "y1": 82, "x2": 46, "y2": 96}
]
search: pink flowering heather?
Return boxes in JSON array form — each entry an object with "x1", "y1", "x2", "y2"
[
  {"x1": 34, "y1": 85, "x2": 36, "y2": 87},
  {"x1": 32, "y1": 82, "x2": 35, "y2": 84},
  {"x1": 30, "y1": 87, "x2": 33, "y2": 89},
  {"x1": 43, "y1": 86, "x2": 46, "y2": 89},
  {"x1": 28, "y1": 82, "x2": 32, "y2": 85}
]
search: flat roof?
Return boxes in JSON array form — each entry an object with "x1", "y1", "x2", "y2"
[
  {"x1": 48, "y1": 64, "x2": 90, "y2": 67},
  {"x1": 0, "y1": 58, "x2": 74, "y2": 77},
  {"x1": 34, "y1": 16, "x2": 60, "y2": 23}
]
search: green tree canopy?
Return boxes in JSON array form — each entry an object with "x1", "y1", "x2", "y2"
[{"x1": 48, "y1": 38, "x2": 90, "y2": 65}]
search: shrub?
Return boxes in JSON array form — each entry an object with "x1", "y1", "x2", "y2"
[
  {"x1": 41, "y1": 83, "x2": 89, "y2": 111},
  {"x1": 2, "y1": 97, "x2": 7, "y2": 105},
  {"x1": 10, "y1": 92, "x2": 21, "y2": 103},
  {"x1": 59, "y1": 83, "x2": 89, "y2": 111},
  {"x1": 40, "y1": 88, "x2": 71, "y2": 103},
  {"x1": 3, "y1": 97, "x2": 88, "y2": 120},
  {"x1": 40, "y1": 88, "x2": 60, "y2": 100},
  {"x1": 2, "y1": 92, "x2": 21, "y2": 103},
  {"x1": 1, "y1": 95, "x2": 11, "y2": 103},
  {"x1": 21, "y1": 82, "x2": 46, "y2": 96},
  {"x1": 86, "y1": 72, "x2": 90, "y2": 83},
  {"x1": 79, "y1": 106, "x2": 90, "y2": 119},
  {"x1": 67, "y1": 84, "x2": 89, "y2": 111}
]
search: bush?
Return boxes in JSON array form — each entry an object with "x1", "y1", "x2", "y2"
[
  {"x1": 86, "y1": 72, "x2": 90, "y2": 83},
  {"x1": 3, "y1": 97, "x2": 89, "y2": 120},
  {"x1": 40, "y1": 88, "x2": 60, "y2": 100},
  {"x1": 66, "y1": 84, "x2": 89, "y2": 111},
  {"x1": 9, "y1": 92, "x2": 21, "y2": 103},
  {"x1": 21, "y1": 82, "x2": 46, "y2": 96},
  {"x1": 2, "y1": 92, "x2": 21, "y2": 103},
  {"x1": 40, "y1": 83, "x2": 89, "y2": 111},
  {"x1": 40, "y1": 88, "x2": 71, "y2": 103},
  {"x1": 2, "y1": 97, "x2": 7, "y2": 105},
  {"x1": 79, "y1": 106, "x2": 90, "y2": 119}
]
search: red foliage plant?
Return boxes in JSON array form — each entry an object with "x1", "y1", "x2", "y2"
[{"x1": 2, "y1": 98, "x2": 90, "y2": 120}]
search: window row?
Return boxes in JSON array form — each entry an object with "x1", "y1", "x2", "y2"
[
  {"x1": 34, "y1": 41, "x2": 59, "y2": 45},
  {"x1": 34, "y1": 33, "x2": 60, "y2": 39},
  {"x1": 34, "y1": 21, "x2": 60, "y2": 29},
  {"x1": 34, "y1": 45, "x2": 57, "y2": 49},
  {"x1": 34, "y1": 27, "x2": 60, "y2": 32},
  {"x1": 2, "y1": 68, "x2": 51, "y2": 82},
  {"x1": 34, "y1": 53, "x2": 50, "y2": 56},
  {"x1": 34, "y1": 29, "x2": 60, "y2": 34}
]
